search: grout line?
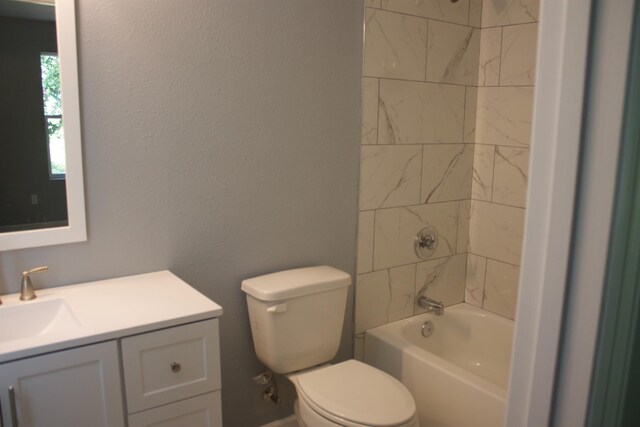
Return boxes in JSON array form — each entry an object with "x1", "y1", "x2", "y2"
[
  {"x1": 363, "y1": 74, "x2": 534, "y2": 89},
  {"x1": 376, "y1": 77, "x2": 380, "y2": 145},
  {"x1": 473, "y1": 83, "x2": 535, "y2": 88},
  {"x1": 370, "y1": 209, "x2": 378, "y2": 274},
  {"x1": 418, "y1": 144, "x2": 425, "y2": 204},
  {"x1": 366, "y1": 142, "x2": 529, "y2": 149},
  {"x1": 454, "y1": 200, "x2": 461, "y2": 253},
  {"x1": 361, "y1": 142, "x2": 530, "y2": 149},
  {"x1": 424, "y1": 19, "x2": 429, "y2": 82},
  {"x1": 481, "y1": 255, "x2": 488, "y2": 308},
  {"x1": 359, "y1": 189, "x2": 527, "y2": 214},
  {"x1": 372, "y1": 7, "x2": 478, "y2": 29},
  {"x1": 361, "y1": 143, "x2": 476, "y2": 148},
  {"x1": 481, "y1": 21, "x2": 539, "y2": 30},
  {"x1": 385, "y1": 268, "x2": 392, "y2": 323},
  {"x1": 481, "y1": 305, "x2": 516, "y2": 320},
  {"x1": 462, "y1": 85, "x2": 469, "y2": 148},
  {"x1": 371, "y1": 75, "x2": 471, "y2": 88},
  {"x1": 360, "y1": 252, "x2": 466, "y2": 279},
  {"x1": 413, "y1": 262, "x2": 419, "y2": 316},
  {"x1": 497, "y1": 27, "x2": 504, "y2": 85},
  {"x1": 358, "y1": 197, "x2": 475, "y2": 214},
  {"x1": 369, "y1": 142, "x2": 480, "y2": 147},
  {"x1": 369, "y1": 6, "x2": 538, "y2": 30},
  {"x1": 473, "y1": 142, "x2": 531, "y2": 149},
  {"x1": 490, "y1": 145, "x2": 497, "y2": 202},
  {"x1": 462, "y1": 249, "x2": 469, "y2": 303},
  {"x1": 469, "y1": 194, "x2": 526, "y2": 210},
  {"x1": 467, "y1": 250, "x2": 522, "y2": 269}
]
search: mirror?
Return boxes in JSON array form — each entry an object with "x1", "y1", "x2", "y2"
[{"x1": 0, "y1": 0, "x2": 86, "y2": 251}]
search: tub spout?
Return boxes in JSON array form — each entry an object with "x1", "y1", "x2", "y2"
[{"x1": 417, "y1": 296, "x2": 444, "y2": 316}]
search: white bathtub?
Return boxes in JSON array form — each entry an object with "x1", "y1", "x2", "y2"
[{"x1": 364, "y1": 303, "x2": 514, "y2": 427}]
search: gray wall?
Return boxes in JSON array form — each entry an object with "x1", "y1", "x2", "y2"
[{"x1": 0, "y1": 1, "x2": 363, "y2": 426}]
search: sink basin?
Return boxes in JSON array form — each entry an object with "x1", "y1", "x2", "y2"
[{"x1": 0, "y1": 298, "x2": 82, "y2": 343}]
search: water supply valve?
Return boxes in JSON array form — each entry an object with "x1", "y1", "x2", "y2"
[
  {"x1": 262, "y1": 385, "x2": 281, "y2": 404},
  {"x1": 252, "y1": 370, "x2": 281, "y2": 404}
]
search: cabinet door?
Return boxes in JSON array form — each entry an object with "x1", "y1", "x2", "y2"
[
  {"x1": 128, "y1": 391, "x2": 222, "y2": 427},
  {"x1": 0, "y1": 341, "x2": 125, "y2": 427}
]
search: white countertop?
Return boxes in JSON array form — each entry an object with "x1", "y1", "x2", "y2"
[{"x1": 0, "y1": 271, "x2": 223, "y2": 363}]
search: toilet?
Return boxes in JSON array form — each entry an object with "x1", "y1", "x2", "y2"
[{"x1": 242, "y1": 266, "x2": 419, "y2": 427}]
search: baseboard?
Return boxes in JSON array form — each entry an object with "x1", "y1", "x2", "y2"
[{"x1": 260, "y1": 415, "x2": 298, "y2": 427}]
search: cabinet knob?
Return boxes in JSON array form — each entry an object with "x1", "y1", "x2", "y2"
[{"x1": 170, "y1": 362, "x2": 181, "y2": 373}]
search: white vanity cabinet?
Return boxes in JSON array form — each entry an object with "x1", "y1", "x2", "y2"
[
  {"x1": 0, "y1": 341, "x2": 125, "y2": 427},
  {"x1": 0, "y1": 271, "x2": 224, "y2": 427},
  {"x1": 0, "y1": 319, "x2": 222, "y2": 427}
]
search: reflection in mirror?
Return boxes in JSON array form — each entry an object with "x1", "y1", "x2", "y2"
[
  {"x1": 0, "y1": 0, "x2": 67, "y2": 232},
  {"x1": 0, "y1": 0, "x2": 86, "y2": 251}
]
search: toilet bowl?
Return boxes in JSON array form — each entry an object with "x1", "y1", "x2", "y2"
[
  {"x1": 241, "y1": 266, "x2": 419, "y2": 427},
  {"x1": 288, "y1": 360, "x2": 419, "y2": 427}
]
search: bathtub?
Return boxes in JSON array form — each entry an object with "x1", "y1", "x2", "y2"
[{"x1": 364, "y1": 303, "x2": 514, "y2": 427}]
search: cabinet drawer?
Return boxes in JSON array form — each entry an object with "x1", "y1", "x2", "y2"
[
  {"x1": 122, "y1": 318, "x2": 221, "y2": 413},
  {"x1": 128, "y1": 391, "x2": 222, "y2": 427}
]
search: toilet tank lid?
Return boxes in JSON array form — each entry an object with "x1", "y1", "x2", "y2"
[{"x1": 241, "y1": 266, "x2": 351, "y2": 301}]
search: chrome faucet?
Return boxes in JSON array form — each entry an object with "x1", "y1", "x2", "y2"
[
  {"x1": 417, "y1": 296, "x2": 444, "y2": 316},
  {"x1": 20, "y1": 266, "x2": 48, "y2": 301}
]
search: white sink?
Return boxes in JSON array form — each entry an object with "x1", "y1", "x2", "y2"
[
  {"x1": 0, "y1": 298, "x2": 82, "y2": 343},
  {"x1": 0, "y1": 271, "x2": 223, "y2": 363}
]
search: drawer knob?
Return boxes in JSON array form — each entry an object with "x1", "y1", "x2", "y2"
[{"x1": 170, "y1": 362, "x2": 182, "y2": 373}]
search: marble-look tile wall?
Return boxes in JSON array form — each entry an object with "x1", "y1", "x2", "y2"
[
  {"x1": 355, "y1": 0, "x2": 539, "y2": 355},
  {"x1": 464, "y1": 0, "x2": 538, "y2": 320},
  {"x1": 355, "y1": 0, "x2": 478, "y2": 347}
]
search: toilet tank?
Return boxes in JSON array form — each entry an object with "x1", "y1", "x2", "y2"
[{"x1": 241, "y1": 266, "x2": 351, "y2": 374}]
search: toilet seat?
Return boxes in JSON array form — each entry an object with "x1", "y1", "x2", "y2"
[{"x1": 291, "y1": 360, "x2": 417, "y2": 427}]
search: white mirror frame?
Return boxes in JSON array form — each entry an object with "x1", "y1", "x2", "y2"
[{"x1": 0, "y1": 0, "x2": 86, "y2": 251}]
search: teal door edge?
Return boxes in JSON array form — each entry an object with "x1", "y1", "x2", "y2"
[{"x1": 587, "y1": 0, "x2": 640, "y2": 425}]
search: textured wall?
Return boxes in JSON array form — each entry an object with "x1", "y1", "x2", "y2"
[{"x1": 0, "y1": 1, "x2": 363, "y2": 426}]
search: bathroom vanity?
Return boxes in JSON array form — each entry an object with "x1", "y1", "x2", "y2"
[{"x1": 0, "y1": 271, "x2": 223, "y2": 427}]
